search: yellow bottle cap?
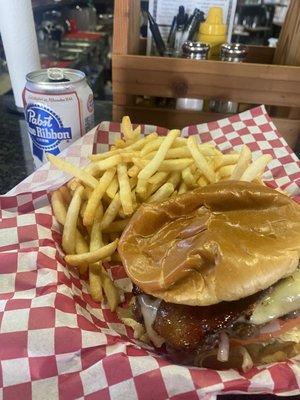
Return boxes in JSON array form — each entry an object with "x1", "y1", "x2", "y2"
[{"x1": 200, "y1": 7, "x2": 227, "y2": 36}]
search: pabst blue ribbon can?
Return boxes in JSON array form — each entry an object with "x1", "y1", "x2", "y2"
[{"x1": 23, "y1": 68, "x2": 94, "y2": 168}]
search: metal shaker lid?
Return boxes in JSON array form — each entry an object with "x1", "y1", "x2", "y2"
[
  {"x1": 220, "y1": 43, "x2": 248, "y2": 62},
  {"x1": 182, "y1": 41, "x2": 210, "y2": 59}
]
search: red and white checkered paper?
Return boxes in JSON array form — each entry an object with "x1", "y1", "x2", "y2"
[{"x1": 1, "y1": 106, "x2": 300, "y2": 400}]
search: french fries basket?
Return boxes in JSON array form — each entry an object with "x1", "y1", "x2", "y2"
[{"x1": 1, "y1": 105, "x2": 300, "y2": 399}]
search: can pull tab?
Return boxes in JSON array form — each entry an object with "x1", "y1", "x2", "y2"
[{"x1": 47, "y1": 68, "x2": 70, "y2": 82}]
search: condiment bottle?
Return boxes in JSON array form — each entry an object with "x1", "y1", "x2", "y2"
[
  {"x1": 176, "y1": 41, "x2": 210, "y2": 111},
  {"x1": 210, "y1": 43, "x2": 248, "y2": 114},
  {"x1": 198, "y1": 7, "x2": 227, "y2": 60}
]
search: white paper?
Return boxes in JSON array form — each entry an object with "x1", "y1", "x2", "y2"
[
  {"x1": 0, "y1": 0, "x2": 41, "y2": 108},
  {"x1": 147, "y1": 0, "x2": 237, "y2": 55}
]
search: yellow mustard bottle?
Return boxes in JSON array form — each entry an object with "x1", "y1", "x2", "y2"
[{"x1": 198, "y1": 7, "x2": 227, "y2": 60}]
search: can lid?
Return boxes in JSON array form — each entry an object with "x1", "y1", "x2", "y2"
[
  {"x1": 220, "y1": 43, "x2": 248, "y2": 59},
  {"x1": 47, "y1": 68, "x2": 68, "y2": 82},
  {"x1": 182, "y1": 41, "x2": 210, "y2": 55},
  {"x1": 26, "y1": 68, "x2": 86, "y2": 84}
]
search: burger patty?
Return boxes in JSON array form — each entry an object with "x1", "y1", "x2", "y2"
[{"x1": 152, "y1": 292, "x2": 264, "y2": 351}]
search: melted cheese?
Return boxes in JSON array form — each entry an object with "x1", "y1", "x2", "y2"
[
  {"x1": 138, "y1": 295, "x2": 165, "y2": 347},
  {"x1": 250, "y1": 270, "x2": 300, "y2": 325}
]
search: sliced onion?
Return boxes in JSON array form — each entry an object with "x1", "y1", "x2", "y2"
[
  {"x1": 217, "y1": 331, "x2": 230, "y2": 362},
  {"x1": 239, "y1": 346, "x2": 254, "y2": 372},
  {"x1": 259, "y1": 319, "x2": 281, "y2": 334}
]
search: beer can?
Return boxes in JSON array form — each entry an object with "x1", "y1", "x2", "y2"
[{"x1": 23, "y1": 68, "x2": 94, "y2": 168}]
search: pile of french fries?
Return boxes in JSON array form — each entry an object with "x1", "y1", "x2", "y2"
[{"x1": 49, "y1": 116, "x2": 272, "y2": 309}]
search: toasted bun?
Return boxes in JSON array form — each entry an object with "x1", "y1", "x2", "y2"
[{"x1": 118, "y1": 181, "x2": 300, "y2": 306}]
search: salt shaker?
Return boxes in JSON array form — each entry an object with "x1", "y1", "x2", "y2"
[
  {"x1": 210, "y1": 43, "x2": 248, "y2": 114},
  {"x1": 176, "y1": 41, "x2": 210, "y2": 111}
]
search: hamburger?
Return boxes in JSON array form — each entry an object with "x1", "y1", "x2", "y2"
[{"x1": 118, "y1": 181, "x2": 300, "y2": 369}]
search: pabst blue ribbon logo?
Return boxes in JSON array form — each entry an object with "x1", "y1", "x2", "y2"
[{"x1": 25, "y1": 103, "x2": 72, "y2": 161}]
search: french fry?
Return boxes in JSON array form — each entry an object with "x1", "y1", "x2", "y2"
[
  {"x1": 158, "y1": 158, "x2": 193, "y2": 172},
  {"x1": 89, "y1": 264, "x2": 103, "y2": 302},
  {"x1": 187, "y1": 136, "x2": 216, "y2": 183},
  {"x1": 240, "y1": 154, "x2": 272, "y2": 182},
  {"x1": 80, "y1": 200, "x2": 87, "y2": 219},
  {"x1": 133, "y1": 125, "x2": 141, "y2": 135},
  {"x1": 67, "y1": 178, "x2": 79, "y2": 191},
  {"x1": 65, "y1": 239, "x2": 118, "y2": 266},
  {"x1": 90, "y1": 148, "x2": 122, "y2": 161},
  {"x1": 230, "y1": 145, "x2": 252, "y2": 180},
  {"x1": 94, "y1": 155, "x2": 122, "y2": 171},
  {"x1": 133, "y1": 158, "x2": 194, "y2": 173},
  {"x1": 140, "y1": 137, "x2": 164, "y2": 157},
  {"x1": 76, "y1": 215, "x2": 87, "y2": 237},
  {"x1": 147, "y1": 182, "x2": 174, "y2": 203},
  {"x1": 59, "y1": 186, "x2": 72, "y2": 205},
  {"x1": 88, "y1": 205, "x2": 104, "y2": 301},
  {"x1": 100, "y1": 263, "x2": 120, "y2": 311},
  {"x1": 100, "y1": 193, "x2": 121, "y2": 230},
  {"x1": 75, "y1": 230, "x2": 89, "y2": 254},
  {"x1": 147, "y1": 176, "x2": 169, "y2": 198},
  {"x1": 121, "y1": 152, "x2": 140, "y2": 163},
  {"x1": 117, "y1": 163, "x2": 133, "y2": 215},
  {"x1": 48, "y1": 154, "x2": 98, "y2": 189},
  {"x1": 218, "y1": 164, "x2": 236, "y2": 179},
  {"x1": 84, "y1": 162, "x2": 102, "y2": 177},
  {"x1": 145, "y1": 146, "x2": 191, "y2": 160},
  {"x1": 62, "y1": 185, "x2": 84, "y2": 254},
  {"x1": 131, "y1": 125, "x2": 141, "y2": 142},
  {"x1": 178, "y1": 181, "x2": 188, "y2": 194},
  {"x1": 214, "y1": 154, "x2": 240, "y2": 170},
  {"x1": 82, "y1": 187, "x2": 93, "y2": 200},
  {"x1": 51, "y1": 190, "x2": 67, "y2": 225},
  {"x1": 83, "y1": 168, "x2": 116, "y2": 226},
  {"x1": 127, "y1": 164, "x2": 140, "y2": 178},
  {"x1": 167, "y1": 171, "x2": 181, "y2": 189},
  {"x1": 127, "y1": 132, "x2": 158, "y2": 151},
  {"x1": 132, "y1": 157, "x2": 147, "y2": 169},
  {"x1": 106, "y1": 176, "x2": 119, "y2": 199},
  {"x1": 90, "y1": 141, "x2": 156, "y2": 161},
  {"x1": 129, "y1": 176, "x2": 138, "y2": 189},
  {"x1": 141, "y1": 136, "x2": 187, "y2": 157},
  {"x1": 114, "y1": 138, "x2": 126, "y2": 148},
  {"x1": 198, "y1": 143, "x2": 219, "y2": 157},
  {"x1": 121, "y1": 116, "x2": 134, "y2": 140},
  {"x1": 135, "y1": 179, "x2": 148, "y2": 199},
  {"x1": 173, "y1": 137, "x2": 188, "y2": 147},
  {"x1": 148, "y1": 171, "x2": 169, "y2": 186},
  {"x1": 118, "y1": 184, "x2": 138, "y2": 217},
  {"x1": 182, "y1": 167, "x2": 198, "y2": 188},
  {"x1": 193, "y1": 169, "x2": 202, "y2": 182},
  {"x1": 138, "y1": 129, "x2": 180, "y2": 181},
  {"x1": 102, "y1": 192, "x2": 112, "y2": 207},
  {"x1": 198, "y1": 175, "x2": 209, "y2": 187},
  {"x1": 131, "y1": 189, "x2": 138, "y2": 211},
  {"x1": 165, "y1": 147, "x2": 191, "y2": 159},
  {"x1": 90, "y1": 203, "x2": 104, "y2": 251},
  {"x1": 75, "y1": 230, "x2": 89, "y2": 275}
]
